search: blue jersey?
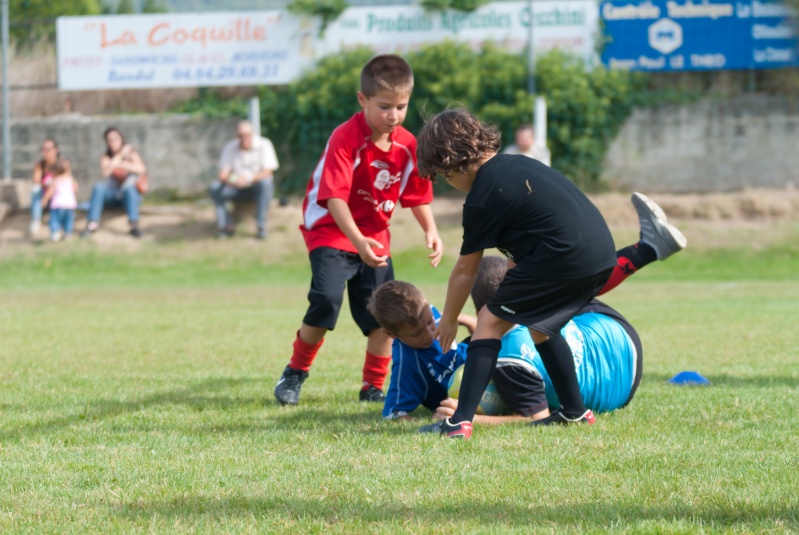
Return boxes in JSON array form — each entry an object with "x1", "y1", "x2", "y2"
[{"x1": 383, "y1": 306, "x2": 467, "y2": 419}]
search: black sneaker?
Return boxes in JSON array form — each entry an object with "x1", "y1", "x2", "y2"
[
  {"x1": 418, "y1": 418, "x2": 473, "y2": 439},
  {"x1": 359, "y1": 385, "x2": 385, "y2": 403},
  {"x1": 256, "y1": 228, "x2": 267, "y2": 240},
  {"x1": 530, "y1": 409, "x2": 596, "y2": 426},
  {"x1": 274, "y1": 366, "x2": 308, "y2": 406},
  {"x1": 80, "y1": 222, "x2": 98, "y2": 238},
  {"x1": 129, "y1": 227, "x2": 142, "y2": 238}
]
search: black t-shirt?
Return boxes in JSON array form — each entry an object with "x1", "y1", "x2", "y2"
[{"x1": 460, "y1": 154, "x2": 616, "y2": 279}]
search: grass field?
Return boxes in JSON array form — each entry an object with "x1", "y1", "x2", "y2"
[{"x1": 1, "y1": 231, "x2": 799, "y2": 533}]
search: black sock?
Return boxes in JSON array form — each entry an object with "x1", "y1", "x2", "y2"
[
  {"x1": 535, "y1": 334, "x2": 586, "y2": 417},
  {"x1": 451, "y1": 339, "x2": 501, "y2": 423},
  {"x1": 619, "y1": 242, "x2": 658, "y2": 270}
]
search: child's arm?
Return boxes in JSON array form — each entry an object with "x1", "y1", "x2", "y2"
[
  {"x1": 457, "y1": 314, "x2": 477, "y2": 335},
  {"x1": 409, "y1": 204, "x2": 443, "y2": 268},
  {"x1": 435, "y1": 251, "x2": 484, "y2": 351},
  {"x1": 71, "y1": 176, "x2": 79, "y2": 193},
  {"x1": 433, "y1": 397, "x2": 549, "y2": 425},
  {"x1": 327, "y1": 198, "x2": 388, "y2": 268},
  {"x1": 41, "y1": 182, "x2": 55, "y2": 206}
]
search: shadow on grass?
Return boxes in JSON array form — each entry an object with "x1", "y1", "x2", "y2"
[
  {"x1": 646, "y1": 372, "x2": 799, "y2": 389},
  {"x1": 0, "y1": 381, "x2": 415, "y2": 441},
  {"x1": 113, "y1": 495, "x2": 799, "y2": 530},
  {"x1": 0, "y1": 376, "x2": 264, "y2": 442}
]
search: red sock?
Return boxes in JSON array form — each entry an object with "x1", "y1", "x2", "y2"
[
  {"x1": 599, "y1": 257, "x2": 637, "y2": 296},
  {"x1": 361, "y1": 351, "x2": 391, "y2": 391},
  {"x1": 288, "y1": 331, "x2": 324, "y2": 372}
]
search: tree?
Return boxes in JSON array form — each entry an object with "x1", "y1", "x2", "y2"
[
  {"x1": 142, "y1": 0, "x2": 168, "y2": 13},
  {"x1": 10, "y1": 0, "x2": 102, "y2": 43}
]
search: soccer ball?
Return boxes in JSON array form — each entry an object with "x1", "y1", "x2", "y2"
[{"x1": 447, "y1": 365, "x2": 512, "y2": 416}]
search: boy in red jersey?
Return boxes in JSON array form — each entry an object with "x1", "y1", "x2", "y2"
[{"x1": 274, "y1": 54, "x2": 443, "y2": 406}]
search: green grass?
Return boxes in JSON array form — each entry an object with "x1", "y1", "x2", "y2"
[{"x1": 1, "y1": 244, "x2": 798, "y2": 533}]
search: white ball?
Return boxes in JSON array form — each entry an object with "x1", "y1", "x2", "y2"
[{"x1": 447, "y1": 365, "x2": 512, "y2": 416}]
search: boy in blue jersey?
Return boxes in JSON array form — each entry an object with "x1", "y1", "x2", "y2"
[{"x1": 367, "y1": 193, "x2": 685, "y2": 424}]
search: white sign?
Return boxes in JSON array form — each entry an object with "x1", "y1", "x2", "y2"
[
  {"x1": 320, "y1": 1, "x2": 599, "y2": 66},
  {"x1": 56, "y1": 12, "x2": 320, "y2": 90},
  {"x1": 56, "y1": 2, "x2": 599, "y2": 91}
]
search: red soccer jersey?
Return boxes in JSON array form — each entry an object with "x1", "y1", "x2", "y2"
[{"x1": 300, "y1": 111, "x2": 433, "y2": 255}]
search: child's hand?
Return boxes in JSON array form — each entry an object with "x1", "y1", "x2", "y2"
[
  {"x1": 434, "y1": 317, "x2": 459, "y2": 353},
  {"x1": 426, "y1": 232, "x2": 443, "y2": 267},
  {"x1": 356, "y1": 237, "x2": 389, "y2": 268},
  {"x1": 434, "y1": 398, "x2": 459, "y2": 421}
]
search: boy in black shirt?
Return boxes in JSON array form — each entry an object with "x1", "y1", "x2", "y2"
[{"x1": 415, "y1": 108, "x2": 683, "y2": 438}]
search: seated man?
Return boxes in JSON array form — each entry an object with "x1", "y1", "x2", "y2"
[
  {"x1": 502, "y1": 123, "x2": 551, "y2": 167},
  {"x1": 210, "y1": 120, "x2": 279, "y2": 240},
  {"x1": 367, "y1": 193, "x2": 686, "y2": 424}
]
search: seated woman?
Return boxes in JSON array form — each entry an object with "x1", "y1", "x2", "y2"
[
  {"x1": 81, "y1": 127, "x2": 147, "y2": 238},
  {"x1": 29, "y1": 138, "x2": 60, "y2": 236}
]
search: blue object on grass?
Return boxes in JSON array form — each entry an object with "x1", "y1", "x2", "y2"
[{"x1": 668, "y1": 371, "x2": 710, "y2": 386}]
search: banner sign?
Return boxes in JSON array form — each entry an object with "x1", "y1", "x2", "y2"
[
  {"x1": 600, "y1": 0, "x2": 799, "y2": 71},
  {"x1": 56, "y1": 12, "x2": 320, "y2": 90},
  {"x1": 319, "y1": 1, "x2": 599, "y2": 65},
  {"x1": 56, "y1": 2, "x2": 599, "y2": 90}
]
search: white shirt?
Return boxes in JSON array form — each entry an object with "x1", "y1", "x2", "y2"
[
  {"x1": 218, "y1": 136, "x2": 279, "y2": 179},
  {"x1": 502, "y1": 144, "x2": 552, "y2": 167}
]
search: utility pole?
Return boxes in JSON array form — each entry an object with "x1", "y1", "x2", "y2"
[{"x1": 2, "y1": 0, "x2": 10, "y2": 180}]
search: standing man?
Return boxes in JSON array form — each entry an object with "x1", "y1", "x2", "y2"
[
  {"x1": 502, "y1": 124, "x2": 551, "y2": 167},
  {"x1": 210, "y1": 120, "x2": 279, "y2": 240}
]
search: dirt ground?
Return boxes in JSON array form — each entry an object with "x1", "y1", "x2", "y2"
[{"x1": 1, "y1": 187, "x2": 798, "y2": 259}]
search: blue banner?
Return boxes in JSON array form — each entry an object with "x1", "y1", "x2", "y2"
[{"x1": 600, "y1": 0, "x2": 799, "y2": 70}]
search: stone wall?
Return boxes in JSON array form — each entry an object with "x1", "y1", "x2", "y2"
[
  {"x1": 602, "y1": 95, "x2": 799, "y2": 193},
  {"x1": 3, "y1": 94, "x2": 799, "y2": 199},
  {"x1": 1, "y1": 114, "x2": 239, "y2": 199}
]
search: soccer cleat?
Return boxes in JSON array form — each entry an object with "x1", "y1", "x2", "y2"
[
  {"x1": 631, "y1": 192, "x2": 687, "y2": 260},
  {"x1": 418, "y1": 418, "x2": 473, "y2": 439},
  {"x1": 530, "y1": 409, "x2": 596, "y2": 426},
  {"x1": 359, "y1": 385, "x2": 385, "y2": 403},
  {"x1": 274, "y1": 366, "x2": 309, "y2": 406}
]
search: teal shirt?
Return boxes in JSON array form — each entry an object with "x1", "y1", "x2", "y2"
[{"x1": 507, "y1": 313, "x2": 637, "y2": 413}]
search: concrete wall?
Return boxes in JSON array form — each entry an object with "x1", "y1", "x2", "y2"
[
  {"x1": 2, "y1": 114, "x2": 239, "y2": 199},
  {"x1": 602, "y1": 95, "x2": 799, "y2": 193},
  {"x1": 4, "y1": 95, "x2": 798, "y2": 198}
]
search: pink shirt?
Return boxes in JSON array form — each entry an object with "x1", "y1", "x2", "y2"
[{"x1": 49, "y1": 176, "x2": 77, "y2": 210}]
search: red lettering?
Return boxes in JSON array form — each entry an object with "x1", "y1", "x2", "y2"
[{"x1": 148, "y1": 22, "x2": 170, "y2": 46}]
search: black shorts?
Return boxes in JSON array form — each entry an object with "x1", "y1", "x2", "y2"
[
  {"x1": 303, "y1": 247, "x2": 394, "y2": 336},
  {"x1": 486, "y1": 265, "x2": 613, "y2": 337},
  {"x1": 492, "y1": 362, "x2": 549, "y2": 417}
]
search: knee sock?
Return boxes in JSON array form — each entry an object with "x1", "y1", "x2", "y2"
[
  {"x1": 362, "y1": 351, "x2": 391, "y2": 391},
  {"x1": 451, "y1": 339, "x2": 502, "y2": 423},
  {"x1": 599, "y1": 243, "x2": 658, "y2": 295},
  {"x1": 288, "y1": 331, "x2": 324, "y2": 372},
  {"x1": 535, "y1": 334, "x2": 586, "y2": 417}
]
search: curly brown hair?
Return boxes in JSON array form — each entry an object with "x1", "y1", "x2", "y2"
[
  {"x1": 367, "y1": 280, "x2": 428, "y2": 334},
  {"x1": 416, "y1": 108, "x2": 501, "y2": 179},
  {"x1": 360, "y1": 54, "x2": 414, "y2": 98}
]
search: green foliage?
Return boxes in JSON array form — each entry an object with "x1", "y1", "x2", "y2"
[
  {"x1": 172, "y1": 88, "x2": 249, "y2": 119},
  {"x1": 10, "y1": 0, "x2": 102, "y2": 43},
  {"x1": 287, "y1": 0, "x2": 348, "y2": 32},
  {"x1": 173, "y1": 43, "x2": 649, "y2": 194},
  {"x1": 115, "y1": 0, "x2": 136, "y2": 14},
  {"x1": 420, "y1": 0, "x2": 491, "y2": 12},
  {"x1": 141, "y1": 0, "x2": 168, "y2": 13}
]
